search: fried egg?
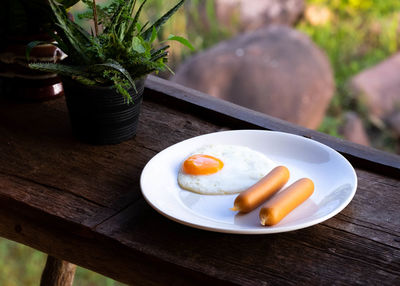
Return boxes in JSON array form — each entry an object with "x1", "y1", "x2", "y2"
[{"x1": 178, "y1": 144, "x2": 276, "y2": 195}]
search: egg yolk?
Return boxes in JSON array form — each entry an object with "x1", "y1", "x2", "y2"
[{"x1": 182, "y1": 154, "x2": 224, "y2": 175}]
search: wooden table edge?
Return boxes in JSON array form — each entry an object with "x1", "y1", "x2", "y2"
[{"x1": 145, "y1": 75, "x2": 400, "y2": 177}]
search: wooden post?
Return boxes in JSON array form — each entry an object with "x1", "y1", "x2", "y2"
[{"x1": 40, "y1": 255, "x2": 77, "y2": 286}]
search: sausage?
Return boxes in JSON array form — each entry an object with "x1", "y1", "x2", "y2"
[
  {"x1": 259, "y1": 178, "x2": 314, "y2": 226},
  {"x1": 230, "y1": 166, "x2": 290, "y2": 213}
]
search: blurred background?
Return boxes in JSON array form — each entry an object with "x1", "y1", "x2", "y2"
[{"x1": 1, "y1": 0, "x2": 399, "y2": 285}]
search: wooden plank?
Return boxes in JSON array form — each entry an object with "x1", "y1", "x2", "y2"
[
  {"x1": 0, "y1": 174, "x2": 108, "y2": 228},
  {"x1": 145, "y1": 76, "x2": 400, "y2": 177},
  {"x1": 0, "y1": 195, "x2": 234, "y2": 286},
  {"x1": 0, "y1": 172, "x2": 398, "y2": 285},
  {"x1": 95, "y1": 193, "x2": 400, "y2": 285},
  {"x1": 324, "y1": 169, "x2": 400, "y2": 246}
]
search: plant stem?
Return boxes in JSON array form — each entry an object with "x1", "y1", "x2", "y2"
[{"x1": 93, "y1": 0, "x2": 99, "y2": 36}]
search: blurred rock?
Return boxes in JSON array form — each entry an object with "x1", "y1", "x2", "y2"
[
  {"x1": 172, "y1": 25, "x2": 334, "y2": 129},
  {"x1": 387, "y1": 111, "x2": 400, "y2": 137},
  {"x1": 215, "y1": 0, "x2": 304, "y2": 32},
  {"x1": 341, "y1": 112, "x2": 370, "y2": 146},
  {"x1": 350, "y1": 53, "x2": 400, "y2": 120},
  {"x1": 304, "y1": 5, "x2": 332, "y2": 26}
]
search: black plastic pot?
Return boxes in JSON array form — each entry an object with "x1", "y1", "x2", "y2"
[{"x1": 62, "y1": 77, "x2": 145, "y2": 145}]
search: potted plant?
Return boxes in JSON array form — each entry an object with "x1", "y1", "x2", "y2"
[{"x1": 28, "y1": 0, "x2": 192, "y2": 144}]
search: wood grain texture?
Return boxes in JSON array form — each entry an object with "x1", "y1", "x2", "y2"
[
  {"x1": 0, "y1": 194, "x2": 233, "y2": 286},
  {"x1": 40, "y1": 256, "x2": 76, "y2": 286},
  {"x1": 95, "y1": 173, "x2": 400, "y2": 285},
  {"x1": 0, "y1": 78, "x2": 399, "y2": 285}
]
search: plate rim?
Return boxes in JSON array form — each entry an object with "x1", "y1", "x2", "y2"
[{"x1": 140, "y1": 129, "x2": 358, "y2": 234}]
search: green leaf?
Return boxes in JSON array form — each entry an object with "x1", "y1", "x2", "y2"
[
  {"x1": 73, "y1": 76, "x2": 98, "y2": 85},
  {"x1": 91, "y1": 60, "x2": 136, "y2": 91},
  {"x1": 141, "y1": 0, "x2": 185, "y2": 41},
  {"x1": 132, "y1": 0, "x2": 147, "y2": 28},
  {"x1": 151, "y1": 45, "x2": 169, "y2": 56},
  {"x1": 150, "y1": 26, "x2": 157, "y2": 43},
  {"x1": 103, "y1": 0, "x2": 127, "y2": 36},
  {"x1": 140, "y1": 21, "x2": 149, "y2": 33},
  {"x1": 28, "y1": 62, "x2": 92, "y2": 78},
  {"x1": 151, "y1": 51, "x2": 168, "y2": 62},
  {"x1": 167, "y1": 34, "x2": 195, "y2": 51},
  {"x1": 117, "y1": 0, "x2": 138, "y2": 40},
  {"x1": 128, "y1": 0, "x2": 138, "y2": 16},
  {"x1": 131, "y1": 37, "x2": 146, "y2": 53},
  {"x1": 123, "y1": 0, "x2": 147, "y2": 44},
  {"x1": 48, "y1": 0, "x2": 93, "y2": 63}
]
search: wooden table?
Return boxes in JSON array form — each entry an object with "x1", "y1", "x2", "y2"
[{"x1": 1, "y1": 75, "x2": 399, "y2": 285}]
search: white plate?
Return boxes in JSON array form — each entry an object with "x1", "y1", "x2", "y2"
[{"x1": 140, "y1": 130, "x2": 357, "y2": 234}]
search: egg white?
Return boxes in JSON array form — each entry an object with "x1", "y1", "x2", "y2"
[{"x1": 178, "y1": 144, "x2": 276, "y2": 195}]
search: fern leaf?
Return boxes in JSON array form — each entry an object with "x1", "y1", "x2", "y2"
[
  {"x1": 29, "y1": 62, "x2": 92, "y2": 78},
  {"x1": 90, "y1": 60, "x2": 136, "y2": 90},
  {"x1": 73, "y1": 76, "x2": 98, "y2": 86}
]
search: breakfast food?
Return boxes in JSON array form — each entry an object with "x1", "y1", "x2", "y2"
[
  {"x1": 178, "y1": 145, "x2": 276, "y2": 195},
  {"x1": 231, "y1": 166, "x2": 290, "y2": 213},
  {"x1": 181, "y1": 154, "x2": 224, "y2": 175},
  {"x1": 259, "y1": 178, "x2": 314, "y2": 226}
]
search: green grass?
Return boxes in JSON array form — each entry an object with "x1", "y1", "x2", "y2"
[
  {"x1": 0, "y1": 237, "x2": 125, "y2": 286},
  {"x1": 299, "y1": 0, "x2": 400, "y2": 107}
]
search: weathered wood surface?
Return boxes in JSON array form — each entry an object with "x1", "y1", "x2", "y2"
[
  {"x1": 40, "y1": 256, "x2": 76, "y2": 286},
  {"x1": 0, "y1": 76, "x2": 399, "y2": 285}
]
